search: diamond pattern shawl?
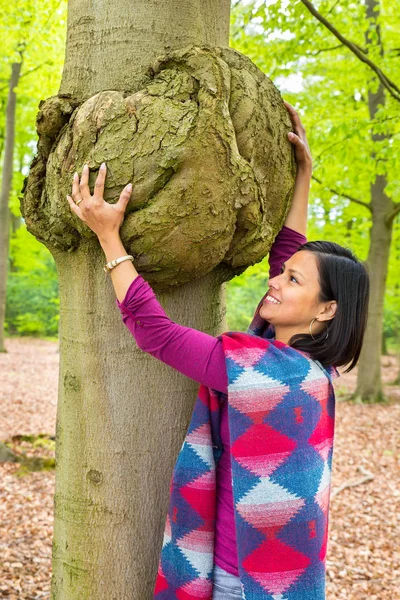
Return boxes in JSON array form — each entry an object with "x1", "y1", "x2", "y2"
[{"x1": 153, "y1": 305, "x2": 338, "y2": 600}]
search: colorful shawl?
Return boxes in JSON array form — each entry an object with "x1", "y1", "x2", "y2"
[{"x1": 153, "y1": 298, "x2": 338, "y2": 599}]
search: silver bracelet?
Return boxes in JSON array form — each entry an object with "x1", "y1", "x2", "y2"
[{"x1": 103, "y1": 255, "x2": 134, "y2": 273}]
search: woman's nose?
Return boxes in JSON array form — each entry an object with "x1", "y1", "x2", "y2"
[{"x1": 268, "y1": 275, "x2": 280, "y2": 290}]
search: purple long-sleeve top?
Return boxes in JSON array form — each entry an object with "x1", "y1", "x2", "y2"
[{"x1": 115, "y1": 226, "x2": 306, "y2": 576}]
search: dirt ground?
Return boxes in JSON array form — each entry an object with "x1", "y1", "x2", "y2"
[{"x1": 0, "y1": 337, "x2": 399, "y2": 599}]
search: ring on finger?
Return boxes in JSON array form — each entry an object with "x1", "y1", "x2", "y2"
[{"x1": 76, "y1": 198, "x2": 83, "y2": 206}]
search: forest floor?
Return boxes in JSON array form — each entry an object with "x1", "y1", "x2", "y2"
[{"x1": 0, "y1": 337, "x2": 399, "y2": 600}]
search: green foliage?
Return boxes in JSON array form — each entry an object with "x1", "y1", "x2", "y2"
[
  {"x1": 6, "y1": 227, "x2": 59, "y2": 337},
  {"x1": 1, "y1": 0, "x2": 399, "y2": 343},
  {"x1": 1, "y1": 0, "x2": 66, "y2": 337},
  {"x1": 226, "y1": 255, "x2": 270, "y2": 331},
  {"x1": 2, "y1": 434, "x2": 56, "y2": 476},
  {"x1": 226, "y1": 0, "x2": 400, "y2": 342}
]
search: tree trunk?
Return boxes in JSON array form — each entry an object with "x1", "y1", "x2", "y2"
[
  {"x1": 9, "y1": 160, "x2": 23, "y2": 274},
  {"x1": 0, "y1": 62, "x2": 21, "y2": 353},
  {"x1": 60, "y1": 0, "x2": 231, "y2": 98},
  {"x1": 355, "y1": 0, "x2": 394, "y2": 402},
  {"x1": 10, "y1": 208, "x2": 21, "y2": 235},
  {"x1": 10, "y1": 157, "x2": 24, "y2": 237},
  {"x1": 9, "y1": 208, "x2": 22, "y2": 274},
  {"x1": 51, "y1": 241, "x2": 227, "y2": 599},
  {"x1": 21, "y1": 1, "x2": 295, "y2": 598},
  {"x1": 382, "y1": 331, "x2": 388, "y2": 356},
  {"x1": 355, "y1": 175, "x2": 392, "y2": 402},
  {"x1": 52, "y1": 4, "x2": 234, "y2": 599}
]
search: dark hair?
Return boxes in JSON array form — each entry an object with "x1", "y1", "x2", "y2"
[{"x1": 288, "y1": 241, "x2": 370, "y2": 372}]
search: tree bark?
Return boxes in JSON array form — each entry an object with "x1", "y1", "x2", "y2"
[
  {"x1": 51, "y1": 241, "x2": 227, "y2": 599},
  {"x1": 20, "y1": 2, "x2": 295, "y2": 598},
  {"x1": 52, "y1": 4, "x2": 235, "y2": 599},
  {"x1": 354, "y1": 0, "x2": 395, "y2": 402},
  {"x1": 0, "y1": 62, "x2": 21, "y2": 353},
  {"x1": 60, "y1": 0, "x2": 231, "y2": 98}
]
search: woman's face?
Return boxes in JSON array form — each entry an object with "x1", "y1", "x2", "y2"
[{"x1": 259, "y1": 250, "x2": 334, "y2": 343}]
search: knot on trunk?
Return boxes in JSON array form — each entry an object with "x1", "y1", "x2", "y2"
[{"x1": 21, "y1": 46, "x2": 295, "y2": 288}]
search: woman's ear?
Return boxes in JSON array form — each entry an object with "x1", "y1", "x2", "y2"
[{"x1": 318, "y1": 300, "x2": 337, "y2": 322}]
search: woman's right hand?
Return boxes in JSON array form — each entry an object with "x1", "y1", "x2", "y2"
[{"x1": 284, "y1": 101, "x2": 312, "y2": 174}]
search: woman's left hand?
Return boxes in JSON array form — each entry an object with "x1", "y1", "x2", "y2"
[
  {"x1": 66, "y1": 163, "x2": 132, "y2": 242},
  {"x1": 284, "y1": 101, "x2": 312, "y2": 173}
]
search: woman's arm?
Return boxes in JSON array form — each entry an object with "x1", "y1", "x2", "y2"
[
  {"x1": 282, "y1": 102, "x2": 312, "y2": 237},
  {"x1": 99, "y1": 234, "x2": 141, "y2": 302},
  {"x1": 67, "y1": 165, "x2": 141, "y2": 303},
  {"x1": 65, "y1": 104, "x2": 311, "y2": 394},
  {"x1": 268, "y1": 226, "x2": 307, "y2": 278},
  {"x1": 114, "y1": 273, "x2": 228, "y2": 393},
  {"x1": 67, "y1": 164, "x2": 229, "y2": 393},
  {"x1": 110, "y1": 221, "x2": 306, "y2": 396},
  {"x1": 268, "y1": 104, "x2": 310, "y2": 277}
]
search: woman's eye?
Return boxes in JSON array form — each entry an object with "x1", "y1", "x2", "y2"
[{"x1": 290, "y1": 276, "x2": 298, "y2": 283}]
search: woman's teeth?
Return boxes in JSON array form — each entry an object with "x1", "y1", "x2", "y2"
[{"x1": 265, "y1": 295, "x2": 280, "y2": 305}]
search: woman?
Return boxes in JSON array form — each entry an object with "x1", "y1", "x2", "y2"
[{"x1": 67, "y1": 103, "x2": 369, "y2": 600}]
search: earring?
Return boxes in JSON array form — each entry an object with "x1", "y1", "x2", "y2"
[{"x1": 309, "y1": 318, "x2": 329, "y2": 341}]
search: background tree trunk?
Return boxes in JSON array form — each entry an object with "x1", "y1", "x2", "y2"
[
  {"x1": 0, "y1": 62, "x2": 21, "y2": 353},
  {"x1": 9, "y1": 208, "x2": 21, "y2": 235},
  {"x1": 355, "y1": 173, "x2": 392, "y2": 401},
  {"x1": 354, "y1": 0, "x2": 394, "y2": 402}
]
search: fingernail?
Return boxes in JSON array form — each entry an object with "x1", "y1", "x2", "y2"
[
  {"x1": 126, "y1": 183, "x2": 132, "y2": 191},
  {"x1": 74, "y1": 172, "x2": 78, "y2": 179},
  {"x1": 100, "y1": 162, "x2": 106, "y2": 170},
  {"x1": 288, "y1": 132, "x2": 294, "y2": 139},
  {"x1": 83, "y1": 164, "x2": 88, "y2": 170}
]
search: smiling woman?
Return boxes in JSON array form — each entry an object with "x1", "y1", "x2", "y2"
[
  {"x1": 260, "y1": 250, "x2": 333, "y2": 340},
  {"x1": 66, "y1": 102, "x2": 370, "y2": 600},
  {"x1": 260, "y1": 242, "x2": 369, "y2": 370}
]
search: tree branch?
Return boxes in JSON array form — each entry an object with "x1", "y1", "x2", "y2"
[
  {"x1": 313, "y1": 134, "x2": 356, "y2": 164},
  {"x1": 312, "y1": 175, "x2": 372, "y2": 210},
  {"x1": 386, "y1": 203, "x2": 400, "y2": 224},
  {"x1": 20, "y1": 63, "x2": 46, "y2": 81},
  {"x1": 310, "y1": 44, "x2": 342, "y2": 56},
  {"x1": 300, "y1": 0, "x2": 400, "y2": 102},
  {"x1": 0, "y1": 63, "x2": 49, "y2": 93},
  {"x1": 331, "y1": 466, "x2": 374, "y2": 498},
  {"x1": 326, "y1": 0, "x2": 341, "y2": 17}
]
